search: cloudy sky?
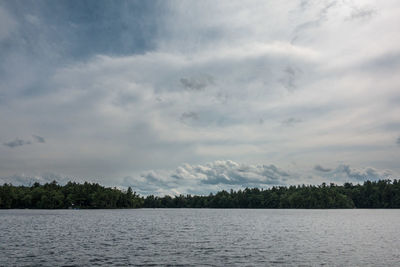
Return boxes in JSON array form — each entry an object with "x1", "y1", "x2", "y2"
[{"x1": 1, "y1": 0, "x2": 399, "y2": 195}]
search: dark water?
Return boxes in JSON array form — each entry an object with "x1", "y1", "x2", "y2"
[{"x1": 0, "y1": 209, "x2": 399, "y2": 266}]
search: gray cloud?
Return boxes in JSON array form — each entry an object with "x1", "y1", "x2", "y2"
[
  {"x1": 362, "y1": 52, "x2": 400, "y2": 72},
  {"x1": 347, "y1": 6, "x2": 377, "y2": 21},
  {"x1": 180, "y1": 112, "x2": 199, "y2": 123},
  {"x1": 3, "y1": 135, "x2": 45, "y2": 148},
  {"x1": 198, "y1": 161, "x2": 289, "y2": 185},
  {"x1": 330, "y1": 164, "x2": 392, "y2": 182},
  {"x1": 291, "y1": 1, "x2": 336, "y2": 43},
  {"x1": 300, "y1": 0, "x2": 310, "y2": 10},
  {"x1": 279, "y1": 66, "x2": 295, "y2": 90},
  {"x1": 119, "y1": 162, "x2": 395, "y2": 195},
  {"x1": 314, "y1": 165, "x2": 332, "y2": 172},
  {"x1": 0, "y1": 173, "x2": 77, "y2": 186},
  {"x1": 0, "y1": 6, "x2": 17, "y2": 42},
  {"x1": 180, "y1": 75, "x2": 214, "y2": 91},
  {"x1": 397, "y1": 136, "x2": 400, "y2": 145},
  {"x1": 279, "y1": 66, "x2": 303, "y2": 91},
  {"x1": 3, "y1": 138, "x2": 31, "y2": 148},
  {"x1": 32, "y1": 135, "x2": 45, "y2": 143},
  {"x1": 123, "y1": 160, "x2": 291, "y2": 195},
  {"x1": 2, "y1": 161, "x2": 395, "y2": 196},
  {"x1": 1, "y1": 1, "x2": 399, "y2": 188},
  {"x1": 282, "y1": 117, "x2": 302, "y2": 126}
]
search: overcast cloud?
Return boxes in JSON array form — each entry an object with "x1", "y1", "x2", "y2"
[{"x1": 1, "y1": 0, "x2": 399, "y2": 195}]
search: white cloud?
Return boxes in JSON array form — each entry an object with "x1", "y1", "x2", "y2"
[
  {"x1": 314, "y1": 164, "x2": 393, "y2": 183},
  {"x1": 2, "y1": 160, "x2": 395, "y2": 196},
  {"x1": 123, "y1": 160, "x2": 292, "y2": 195},
  {"x1": 119, "y1": 161, "x2": 394, "y2": 195}
]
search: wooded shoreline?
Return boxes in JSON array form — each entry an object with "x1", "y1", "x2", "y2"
[{"x1": 1, "y1": 179, "x2": 400, "y2": 209}]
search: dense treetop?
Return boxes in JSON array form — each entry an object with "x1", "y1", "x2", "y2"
[
  {"x1": 1, "y1": 179, "x2": 400, "y2": 209},
  {"x1": 0, "y1": 181, "x2": 142, "y2": 209}
]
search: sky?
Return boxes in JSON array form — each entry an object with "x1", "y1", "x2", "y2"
[{"x1": 1, "y1": 0, "x2": 400, "y2": 195}]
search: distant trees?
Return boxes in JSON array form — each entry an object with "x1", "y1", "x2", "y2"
[
  {"x1": 0, "y1": 181, "x2": 143, "y2": 209},
  {"x1": 1, "y1": 179, "x2": 400, "y2": 209},
  {"x1": 142, "y1": 179, "x2": 400, "y2": 209}
]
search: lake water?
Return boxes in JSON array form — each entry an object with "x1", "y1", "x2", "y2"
[{"x1": 0, "y1": 209, "x2": 399, "y2": 266}]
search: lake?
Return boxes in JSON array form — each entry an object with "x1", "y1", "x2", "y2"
[{"x1": 0, "y1": 209, "x2": 399, "y2": 266}]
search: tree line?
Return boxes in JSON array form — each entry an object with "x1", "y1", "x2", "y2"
[
  {"x1": 0, "y1": 181, "x2": 143, "y2": 209},
  {"x1": 1, "y1": 179, "x2": 400, "y2": 209}
]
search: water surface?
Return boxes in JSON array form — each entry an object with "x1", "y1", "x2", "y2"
[{"x1": 0, "y1": 209, "x2": 399, "y2": 266}]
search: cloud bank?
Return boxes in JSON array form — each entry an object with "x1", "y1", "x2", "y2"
[
  {"x1": 123, "y1": 160, "x2": 291, "y2": 195},
  {"x1": 2, "y1": 160, "x2": 393, "y2": 196},
  {"x1": 3, "y1": 139, "x2": 31, "y2": 148},
  {"x1": 0, "y1": 0, "x2": 399, "y2": 193},
  {"x1": 119, "y1": 160, "x2": 392, "y2": 195},
  {"x1": 3, "y1": 135, "x2": 45, "y2": 148}
]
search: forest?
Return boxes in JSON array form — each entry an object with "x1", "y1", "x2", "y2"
[
  {"x1": 0, "y1": 181, "x2": 143, "y2": 209},
  {"x1": 1, "y1": 179, "x2": 400, "y2": 209}
]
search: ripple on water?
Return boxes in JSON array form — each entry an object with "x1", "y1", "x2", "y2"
[{"x1": 1, "y1": 209, "x2": 400, "y2": 266}]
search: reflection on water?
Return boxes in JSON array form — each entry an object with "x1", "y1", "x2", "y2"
[{"x1": 1, "y1": 209, "x2": 399, "y2": 266}]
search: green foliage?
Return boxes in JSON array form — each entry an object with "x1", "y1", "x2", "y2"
[
  {"x1": 1, "y1": 179, "x2": 400, "y2": 209},
  {"x1": 143, "y1": 179, "x2": 400, "y2": 209},
  {"x1": 0, "y1": 181, "x2": 142, "y2": 209}
]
